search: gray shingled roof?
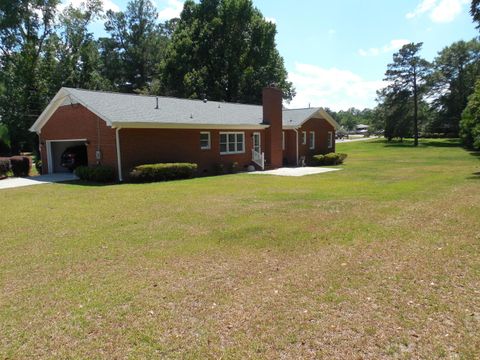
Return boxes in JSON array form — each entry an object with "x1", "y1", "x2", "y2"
[
  {"x1": 64, "y1": 88, "x2": 264, "y2": 126},
  {"x1": 283, "y1": 108, "x2": 321, "y2": 127},
  {"x1": 31, "y1": 87, "x2": 337, "y2": 132}
]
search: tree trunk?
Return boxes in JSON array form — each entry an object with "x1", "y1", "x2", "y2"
[{"x1": 413, "y1": 68, "x2": 419, "y2": 147}]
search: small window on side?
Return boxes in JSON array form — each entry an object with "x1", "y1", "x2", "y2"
[
  {"x1": 200, "y1": 132, "x2": 211, "y2": 150},
  {"x1": 327, "y1": 131, "x2": 333, "y2": 148}
]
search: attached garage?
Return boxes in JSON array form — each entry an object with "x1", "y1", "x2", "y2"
[{"x1": 46, "y1": 139, "x2": 88, "y2": 173}]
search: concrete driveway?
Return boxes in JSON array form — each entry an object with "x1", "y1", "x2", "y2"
[{"x1": 0, "y1": 173, "x2": 78, "y2": 190}]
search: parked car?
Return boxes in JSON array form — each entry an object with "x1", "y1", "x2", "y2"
[{"x1": 61, "y1": 145, "x2": 87, "y2": 171}]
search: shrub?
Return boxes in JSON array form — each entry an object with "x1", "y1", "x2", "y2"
[
  {"x1": 74, "y1": 165, "x2": 115, "y2": 183},
  {"x1": 312, "y1": 152, "x2": 347, "y2": 166},
  {"x1": 10, "y1": 156, "x2": 31, "y2": 177},
  {"x1": 35, "y1": 159, "x2": 43, "y2": 174},
  {"x1": 212, "y1": 163, "x2": 225, "y2": 175},
  {"x1": 128, "y1": 163, "x2": 197, "y2": 183},
  {"x1": 0, "y1": 157, "x2": 10, "y2": 178},
  {"x1": 229, "y1": 162, "x2": 239, "y2": 174}
]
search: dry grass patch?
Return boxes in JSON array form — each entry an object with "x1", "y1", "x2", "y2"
[{"x1": 1, "y1": 139, "x2": 479, "y2": 359}]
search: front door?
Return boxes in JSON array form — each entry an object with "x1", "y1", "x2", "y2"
[{"x1": 253, "y1": 132, "x2": 261, "y2": 153}]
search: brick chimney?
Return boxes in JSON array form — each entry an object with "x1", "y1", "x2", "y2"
[{"x1": 263, "y1": 86, "x2": 283, "y2": 169}]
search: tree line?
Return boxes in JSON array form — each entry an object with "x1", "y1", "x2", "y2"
[
  {"x1": 326, "y1": 37, "x2": 480, "y2": 150},
  {"x1": 0, "y1": 0, "x2": 294, "y2": 153}
]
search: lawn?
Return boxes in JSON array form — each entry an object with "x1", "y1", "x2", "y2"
[{"x1": 1, "y1": 139, "x2": 479, "y2": 359}]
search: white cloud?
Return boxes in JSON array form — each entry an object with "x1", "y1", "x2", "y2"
[
  {"x1": 406, "y1": 0, "x2": 468, "y2": 23},
  {"x1": 265, "y1": 17, "x2": 276, "y2": 24},
  {"x1": 406, "y1": 0, "x2": 437, "y2": 19},
  {"x1": 59, "y1": 0, "x2": 120, "y2": 13},
  {"x1": 430, "y1": 0, "x2": 468, "y2": 22},
  {"x1": 287, "y1": 63, "x2": 386, "y2": 111},
  {"x1": 158, "y1": 0, "x2": 184, "y2": 21},
  {"x1": 358, "y1": 39, "x2": 410, "y2": 57}
]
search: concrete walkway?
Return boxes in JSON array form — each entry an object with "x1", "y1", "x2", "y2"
[
  {"x1": 249, "y1": 167, "x2": 341, "y2": 177},
  {"x1": 0, "y1": 173, "x2": 78, "y2": 190}
]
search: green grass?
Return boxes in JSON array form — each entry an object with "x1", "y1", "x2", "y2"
[{"x1": 1, "y1": 138, "x2": 479, "y2": 359}]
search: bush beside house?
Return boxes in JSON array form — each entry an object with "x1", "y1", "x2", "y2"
[
  {"x1": 129, "y1": 163, "x2": 198, "y2": 183},
  {"x1": 74, "y1": 166, "x2": 115, "y2": 183},
  {"x1": 10, "y1": 156, "x2": 31, "y2": 177},
  {"x1": 0, "y1": 156, "x2": 32, "y2": 179},
  {"x1": 312, "y1": 153, "x2": 347, "y2": 166},
  {"x1": 0, "y1": 158, "x2": 10, "y2": 179}
]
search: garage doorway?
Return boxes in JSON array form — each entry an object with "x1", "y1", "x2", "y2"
[{"x1": 46, "y1": 139, "x2": 87, "y2": 173}]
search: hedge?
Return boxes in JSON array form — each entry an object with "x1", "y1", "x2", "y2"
[
  {"x1": 10, "y1": 156, "x2": 31, "y2": 177},
  {"x1": 0, "y1": 158, "x2": 9, "y2": 178},
  {"x1": 312, "y1": 152, "x2": 347, "y2": 166},
  {"x1": 129, "y1": 163, "x2": 197, "y2": 183},
  {"x1": 74, "y1": 165, "x2": 115, "y2": 183}
]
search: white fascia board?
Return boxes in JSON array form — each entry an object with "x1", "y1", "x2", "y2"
[
  {"x1": 29, "y1": 88, "x2": 68, "y2": 133},
  {"x1": 29, "y1": 88, "x2": 113, "y2": 133},
  {"x1": 111, "y1": 122, "x2": 269, "y2": 130},
  {"x1": 296, "y1": 108, "x2": 340, "y2": 130}
]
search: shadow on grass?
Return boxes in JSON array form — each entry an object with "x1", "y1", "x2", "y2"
[
  {"x1": 467, "y1": 171, "x2": 480, "y2": 180},
  {"x1": 58, "y1": 180, "x2": 117, "y2": 187},
  {"x1": 382, "y1": 138, "x2": 461, "y2": 148}
]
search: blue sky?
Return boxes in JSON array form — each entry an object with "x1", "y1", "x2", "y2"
[{"x1": 65, "y1": 0, "x2": 478, "y2": 110}]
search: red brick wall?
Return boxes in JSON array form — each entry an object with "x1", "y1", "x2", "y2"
[
  {"x1": 119, "y1": 128, "x2": 266, "y2": 177},
  {"x1": 282, "y1": 117, "x2": 336, "y2": 165},
  {"x1": 263, "y1": 87, "x2": 283, "y2": 169},
  {"x1": 299, "y1": 117, "x2": 336, "y2": 161},
  {"x1": 282, "y1": 129, "x2": 298, "y2": 165},
  {"x1": 38, "y1": 104, "x2": 118, "y2": 175}
]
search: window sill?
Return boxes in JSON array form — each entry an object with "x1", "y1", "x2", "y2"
[{"x1": 220, "y1": 151, "x2": 245, "y2": 155}]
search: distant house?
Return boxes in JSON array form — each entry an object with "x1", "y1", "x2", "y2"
[
  {"x1": 356, "y1": 124, "x2": 369, "y2": 134},
  {"x1": 30, "y1": 87, "x2": 339, "y2": 181}
]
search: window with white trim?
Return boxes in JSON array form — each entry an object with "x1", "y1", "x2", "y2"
[
  {"x1": 327, "y1": 131, "x2": 333, "y2": 148},
  {"x1": 220, "y1": 132, "x2": 244, "y2": 154},
  {"x1": 302, "y1": 131, "x2": 306, "y2": 145},
  {"x1": 309, "y1": 131, "x2": 315, "y2": 150},
  {"x1": 282, "y1": 131, "x2": 285, "y2": 150},
  {"x1": 200, "y1": 132, "x2": 210, "y2": 150}
]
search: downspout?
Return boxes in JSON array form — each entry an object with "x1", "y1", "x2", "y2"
[
  {"x1": 115, "y1": 127, "x2": 123, "y2": 182},
  {"x1": 293, "y1": 129, "x2": 299, "y2": 166}
]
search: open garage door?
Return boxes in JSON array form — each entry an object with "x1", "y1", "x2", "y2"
[{"x1": 47, "y1": 139, "x2": 87, "y2": 173}]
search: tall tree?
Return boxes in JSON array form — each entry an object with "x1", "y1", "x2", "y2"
[
  {"x1": 102, "y1": 0, "x2": 168, "y2": 92},
  {"x1": 383, "y1": 43, "x2": 431, "y2": 146},
  {"x1": 460, "y1": 79, "x2": 480, "y2": 150},
  {"x1": 471, "y1": 0, "x2": 480, "y2": 30},
  {"x1": 56, "y1": 0, "x2": 108, "y2": 91},
  {"x1": 0, "y1": 0, "x2": 59, "y2": 152},
  {"x1": 429, "y1": 39, "x2": 480, "y2": 134},
  {"x1": 161, "y1": 0, "x2": 294, "y2": 104},
  {"x1": 377, "y1": 89, "x2": 413, "y2": 141}
]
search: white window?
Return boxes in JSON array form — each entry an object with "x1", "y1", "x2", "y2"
[
  {"x1": 282, "y1": 131, "x2": 285, "y2": 150},
  {"x1": 220, "y1": 132, "x2": 244, "y2": 154},
  {"x1": 328, "y1": 131, "x2": 333, "y2": 148},
  {"x1": 302, "y1": 131, "x2": 306, "y2": 145},
  {"x1": 200, "y1": 132, "x2": 210, "y2": 150},
  {"x1": 309, "y1": 131, "x2": 315, "y2": 150}
]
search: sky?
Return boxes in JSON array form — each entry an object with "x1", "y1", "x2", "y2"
[{"x1": 63, "y1": 0, "x2": 478, "y2": 110}]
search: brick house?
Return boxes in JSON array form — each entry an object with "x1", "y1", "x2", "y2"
[{"x1": 30, "y1": 86, "x2": 339, "y2": 181}]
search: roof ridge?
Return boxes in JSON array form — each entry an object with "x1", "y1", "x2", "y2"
[
  {"x1": 284, "y1": 107, "x2": 321, "y2": 111},
  {"x1": 64, "y1": 87, "x2": 263, "y2": 109}
]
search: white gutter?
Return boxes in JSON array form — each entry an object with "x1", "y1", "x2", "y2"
[
  {"x1": 293, "y1": 129, "x2": 299, "y2": 166},
  {"x1": 115, "y1": 127, "x2": 123, "y2": 182}
]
